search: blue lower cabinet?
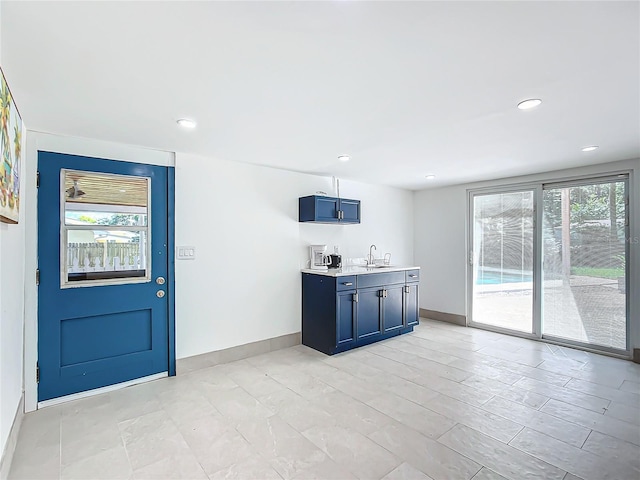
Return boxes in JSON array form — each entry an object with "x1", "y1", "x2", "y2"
[
  {"x1": 302, "y1": 272, "x2": 418, "y2": 355},
  {"x1": 405, "y1": 283, "x2": 419, "y2": 327},
  {"x1": 337, "y1": 290, "x2": 356, "y2": 346},
  {"x1": 356, "y1": 287, "x2": 383, "y2": 340},
  {"x1": 383, "y1": 285, "x2": 405, "y2": 332}
]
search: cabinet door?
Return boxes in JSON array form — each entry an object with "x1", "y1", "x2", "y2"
[
  {"x1": 339, "y1": 198, "x2": 360, "y2": 223},
  {"x1": 315, "y1": 197, "x2": 339, "y2": 222},
  {"x1": 336, "y1": 291, "x2": 356, "y2": 346},
  {"x1": 404, "y1": 284, "x2": 419, "y2": 327},
  {"x1": 356, "y1": 287, "x2": 382, "y2": 340},
  {"x1": 383, "y1": 285, "x2": 404, "y2": 332}
]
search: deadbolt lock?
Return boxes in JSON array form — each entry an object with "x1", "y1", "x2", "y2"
[
  {"x1": 156, "y1": 290, "x2": 165, "y2": 298},
  {"x1": 156, "y1": 277, "x2": 166, "y2": 285}
]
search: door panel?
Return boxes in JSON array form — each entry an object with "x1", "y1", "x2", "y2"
[
  {"x1": 383, "y1": 286, "x2": 404, "y2": 332},
  {"x1": 542, "y1": 180, "x2": 628, "y2": 350},
  {"x1": 471, "y1": 190, "x2": 535, "y2": 334},
  {"x1": 38, "y1": 152, "x2": 170, "y2": 401},
  {"x1": 357, "y1": 288, "x2": 382, "y2": 339},
  {"x1": 337, "y1": 291, "x2": 356, "y2": 345},
  {"x1": 315, "y1": 197, "x2": 338, "y2": 222},
  {"x1": 339, "y1": 199, "x2": 360, "y2": 223},
  {"x1": 405, "y1": 284, "x2": 419, "y2": 327}
]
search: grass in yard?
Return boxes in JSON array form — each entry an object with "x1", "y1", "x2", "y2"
[{"x1": 571, "y1": 267, "x2": 624, "y2": 279}]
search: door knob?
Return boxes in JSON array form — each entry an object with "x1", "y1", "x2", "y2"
[
  {"x1": 156, "y1": 277, "x2": 165, "y2": 285},
  {"x1": 156, "y1": 290, "x2": 165, "y2": 298}
]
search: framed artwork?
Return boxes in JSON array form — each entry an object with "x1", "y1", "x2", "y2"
[{"x1": 0, "y1": 67, "x2": 22, "y2": 224}]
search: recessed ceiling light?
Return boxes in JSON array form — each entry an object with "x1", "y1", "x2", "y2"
[
  {"x1": 517, "y1": 99, "x2": 542, "y2": 110},
  {"x1": 425, "y1": 174, "x2": 436, "y2": 180},
  {"x1": 338, "y1": 155, "x2": 350, "y2": 162},
  {"x1": 119, "y1": 189, "x2": 126, "y2": 193},
  {"x1": 581, "y1": 145, "x2": 599, "y2": 152},
  {"x1": 177, "y1": 118, "x2": 197, "y2": 129}
]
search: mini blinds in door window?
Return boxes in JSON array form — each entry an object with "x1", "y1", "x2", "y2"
[
  {"x1": 472, "y1": 190, "x2": 535, "y2": 334},
  {"x1": 541, "y1": 177, "x2": 628, "y2": 350},
  {"x1": 61, "y1": 169, "x2": 151, "y2": 287}
]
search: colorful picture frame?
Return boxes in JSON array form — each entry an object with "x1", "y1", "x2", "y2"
[{"x1": 0, "y1": 67, "x2": 22, "y2": 224}]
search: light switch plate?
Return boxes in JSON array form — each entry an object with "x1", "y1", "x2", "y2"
[{"x1": 176, "y1": 246, "x2": 196, "y2": 260}]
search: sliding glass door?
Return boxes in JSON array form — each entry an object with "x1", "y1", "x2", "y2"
[
  {"x1": 470, "y1": 190, "x2": 535, "y2": 334},
  {"x1": 469, "y1": 175, "x2": 629, "y2": 354},
  {"x1": 542, "y1": 178, "x2": 628, "y2": 351}
]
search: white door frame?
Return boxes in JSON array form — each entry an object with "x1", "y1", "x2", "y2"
[{"x1": 24, "y1": 131, "x2": 175, "y2": 412}]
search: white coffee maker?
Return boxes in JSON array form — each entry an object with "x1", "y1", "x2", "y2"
[{"x1": 309, "y1": 245, "x2": 331, "y2": 270}]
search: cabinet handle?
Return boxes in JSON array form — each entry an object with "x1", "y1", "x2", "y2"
[
  {"x1": 405, "y1": 285, "x2": 410, "y2": 294},
  {"x1": 343, "y1": 282, "x2": 353, "y2": 286},
  {"x1": 353, "y1": 293, "x2": 358, "y2": 303},
  {"x1": 409, "y1": 274, "x2": 418, "y2": 278}
]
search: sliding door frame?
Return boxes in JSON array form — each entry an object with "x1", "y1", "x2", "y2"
[{"x1": 467, "y1": 170, "x2": 633, "y2": 357}]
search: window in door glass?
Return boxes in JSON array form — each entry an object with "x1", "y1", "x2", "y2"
[{"x1": 61, "y1": 170, "x2": 151, "y2": 287}]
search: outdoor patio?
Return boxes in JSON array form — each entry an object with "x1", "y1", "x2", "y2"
[{"x1": 473, "y1": 275, "x2": 626, "y2": 350}]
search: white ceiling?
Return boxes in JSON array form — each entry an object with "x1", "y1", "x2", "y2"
[{"x1": 2, "y1": 1, "x2": 639, "y2": 190}]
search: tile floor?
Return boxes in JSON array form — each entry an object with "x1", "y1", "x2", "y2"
[{"x1": 9, "y1": 319, "x2": 640, "y2": 480}]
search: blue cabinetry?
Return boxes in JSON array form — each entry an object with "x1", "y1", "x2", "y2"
[
  {"x1": 302, "y1": 270, "x2": 419, "y2": 355},
  {"x1": 299, "y1": 195, "x2": 361, "y2": 224},
  {"x1": 383, "y1": 285, "x2": 405, "y2": 332},
  {"x1": 405, "y1": 269, "x2": 420, "y2": 327},
  {"x1": 336, "y1": 290, "x2": 356, "y2": 346},
  {"x1": 356, "y1": 287, "x2": 382, "y2": 340}
]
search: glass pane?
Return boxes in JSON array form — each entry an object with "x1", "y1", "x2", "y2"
[
  {"x1": 62, "y1": 170, "x2": 150, "y2": 286},
  {"x1": 542, "y1": 181, "x2": 627, "y2": 350},
  {"x1": 472, "y1": 191, "x2": 534, "y2": 333},
  {"x1": 65, "y1": 209, "x2": 147, "y2": 226},
  {"x1": 66, "y1": 229, "x2": 147, "y2": 282}
]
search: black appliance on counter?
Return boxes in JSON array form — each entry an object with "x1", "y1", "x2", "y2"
[{"x1": 328, "y1": 254, "x2": 342, "y2": 268}]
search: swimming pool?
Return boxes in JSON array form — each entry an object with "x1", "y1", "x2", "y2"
[{"x1": 476, "y1": 270, "x2": 533, "y2": 285}]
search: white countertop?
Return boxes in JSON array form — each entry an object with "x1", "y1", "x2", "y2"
[{"x1": 301, "y1": 265, "x2": 419, "y2": 277}]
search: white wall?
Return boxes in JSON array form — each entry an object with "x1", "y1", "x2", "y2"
[
  {"x1": 0, "y1": 216, "x2": 24, "y2": 465},
  {"x1": 413, "y1": 158, "x2": 640, "y2": 351},
  {"x1": 0, "y1": 0, "x2": 26, "y2": 462},
  {"x1": 413, "y1": 185, "x2": 468, "y2": 316},
  {"x1": 175, "y1": 153, "x2": 414, "y2": 358}
]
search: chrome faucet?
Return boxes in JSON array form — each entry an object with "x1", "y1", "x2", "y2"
[{"x1": 367, "y1": 244, "x2": 377, "y2": 266}]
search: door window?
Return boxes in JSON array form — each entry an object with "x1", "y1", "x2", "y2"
[
  {"x1": 471, "y1": 190, "x2": 535, "y2": 333},
  {"x1": 542, "y1": 179, "x2": 628, "y2": 350},
  {"x1": 61, "y1": 169, "x2": 151, "y2": 287}
]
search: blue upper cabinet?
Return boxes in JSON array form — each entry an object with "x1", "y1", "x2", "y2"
[
  {"x1": 299, "y1": 195, "x2": 361, "y2": 224},
  {"x1": 339, "y1": 198, "x2": 360, "y2": 223}
]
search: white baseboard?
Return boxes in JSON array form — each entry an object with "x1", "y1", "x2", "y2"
[
  {"x1": 0, "y1": 393, "x2": 25, "y2": 480},
  {"x1": 177, "y1": 332, "x2": 301, "y2": 374},
  {"x1": 37, "y1": 372, "x2": 167, "y2": 409}
]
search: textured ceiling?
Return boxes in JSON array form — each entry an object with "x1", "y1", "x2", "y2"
[{"x1": 2, "y1": 1, "x2": 639, "y2": 190}]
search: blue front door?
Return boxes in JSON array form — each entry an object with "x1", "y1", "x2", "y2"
[{"x1": 37, "y1": 151, "x2": 173, "y2": 402}]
